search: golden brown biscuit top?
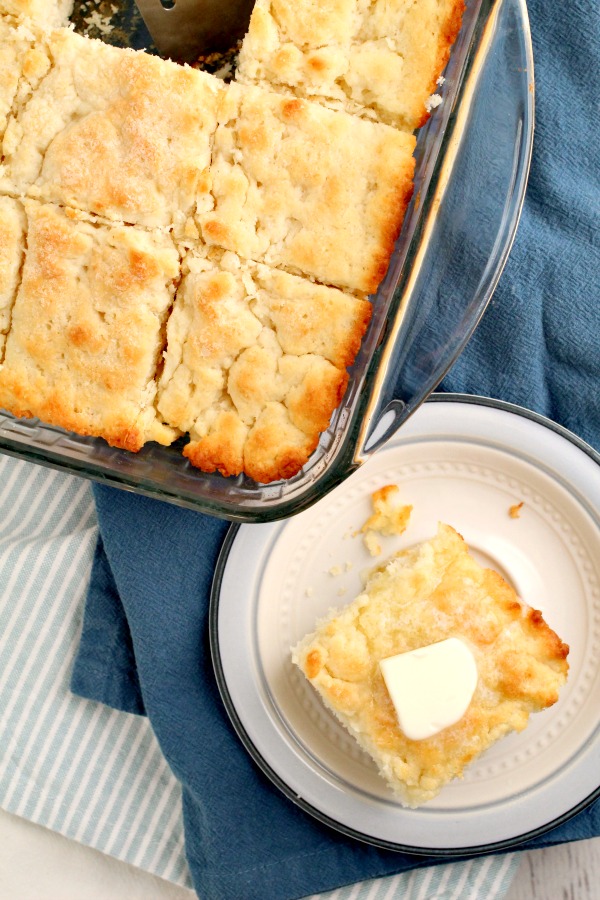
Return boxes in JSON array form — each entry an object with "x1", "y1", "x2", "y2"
[
  {"x1": 158, "y1": 247, "x2": 371, "y2": 480},
  {"x1": 2, "y1": 26, "x2": 223, "y2": 230},
  {"x1": 237, "y1": 0, "x2": 465, "y2": 129},
  {"x1": 200, "y1": 81, "x2": 416, "y2": 294},
  {"x1": 0, "y1": 201, "x2": 180, "y2": 450}
]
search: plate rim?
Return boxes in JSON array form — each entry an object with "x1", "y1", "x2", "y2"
[{"x1": 210, "y1": 393, "x2": 600, "y2": 855}]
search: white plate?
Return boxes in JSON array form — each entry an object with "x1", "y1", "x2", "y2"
[{"x1": 210, "y1": 395, "x2": 600, "y2": 853}]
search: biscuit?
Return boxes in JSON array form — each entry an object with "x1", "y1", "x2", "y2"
[
  {"x1": 0, "y1": 195, "x2": 26, "y2": 359},
  {"x1": 0, "y1": 201, "x2": 180, "y2": 451},
  {"x1": 237, "y1": 0, "x2": 465, "y2": 130},
  {"x1": 157, "y1": 247, "x2": 371, "y2": 481},
  {"x1": 199, "y1": 81, "x2": 416, "y2": 294},
  {"x1": 293, "y1": 523, "x2": 569, "y2": 806},
  {"x1": 0, "y1": 0, "x2": 72, "y2": 27},
  {"x1": 0, "y1": 16, "x2": 51, "y2": 154},
  {"x1": 1, "y1": 25, "x2": 223, "y2": 231}
]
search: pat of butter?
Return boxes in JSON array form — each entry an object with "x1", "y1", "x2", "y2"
[{"x1": 380, "y1": 638, "x2": 477, "y2": 740}]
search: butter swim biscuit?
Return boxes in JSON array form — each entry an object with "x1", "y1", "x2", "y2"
[
  {"x1": 293, "y1": 523, "x2": 569, "y2": 807},
  {"x1": 200, "y1": 81, "x2": 415, "y2": 295},
  {"x1": 0, "y1": 0, "x2": 72, "y2": 26},
  {"x1": 0, "y1": 201, "x2": 180, "y2": 451},
  {"x1": 237, "y1": 0, "x2": 465, "y2": 130},
  {"x1": 157, "y1": 247, "x2": 371, "y2": 482},
  {"x1": 1, "y1": 26, "x2": 223, "y2": 232}
]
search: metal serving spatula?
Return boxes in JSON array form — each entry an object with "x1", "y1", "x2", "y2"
[{"x1": 134, "y1": 0, "x2": 255, "y2": 63}]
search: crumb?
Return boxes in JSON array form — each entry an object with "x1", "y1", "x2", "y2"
[
  {"x1": 82, "y1": 9, "x2": 114, "y2": 36},
  {"x1": 305, "y1": 586, "x2": 314, "y2": 598},
  {"x1": 509, "y1": 501, "x2": 524, "y2": 519},
  {"x1": 336, "y1": 587, "x2": 347, "y2": 596},
  {"x1": 425, "y1": 93, "x2": 443, "y2": 112},
  {"x1": 363, "y1": 530, "x2": 382, "y2": 557},
  {"x1": 344, "y1": 561, "x2": 353, "y2": 572},
  {"x1": 328, "y1": 565, "x2": 342, "y2": 576},
  {"x1": 361, "y1": 484, "x2": 412, "y2": 556}
]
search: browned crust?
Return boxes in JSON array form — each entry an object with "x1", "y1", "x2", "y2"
[
  {"x1": 365, "y1": 154, "x2": 415, "y2": 295},
  {"x1": 160, "y1": 248, "x2": 368, "y2": 483},
  {"x1": 183, "y1": 368, "x2": 346, "y2": 483},
  {"x1": 0, "y1": 381, "x2": 147, "y2": 450},
  {"x1": 415, "y1": 0, "x2": 467, "y2": 129},
  {"x1": 183, "y1": 410, "x2": 248, "y2": 477},
  {"x1": 201, "y1": 81, "x2": 417, "y2": 295}
]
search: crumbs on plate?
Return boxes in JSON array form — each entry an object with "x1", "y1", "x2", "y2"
[{"x1": 361, "y1": 484, "x2": 412, "y2": 556}]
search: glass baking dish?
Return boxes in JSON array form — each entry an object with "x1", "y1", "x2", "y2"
[{"x1": 0, "y1": 0, "x2": 533, "y2": 522}]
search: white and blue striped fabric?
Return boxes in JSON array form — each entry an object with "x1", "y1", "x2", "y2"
[{"x1": 0, "y1": 453, "x2": 520, "y2": 898}]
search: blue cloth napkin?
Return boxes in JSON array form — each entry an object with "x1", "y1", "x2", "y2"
[{"x1": 72, "y1": 0, "x2": 600, "y2": 897}]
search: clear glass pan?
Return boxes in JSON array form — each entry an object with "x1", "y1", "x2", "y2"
[{"x1": 0, "y1": 0, "x2": 534, "y2": 522}]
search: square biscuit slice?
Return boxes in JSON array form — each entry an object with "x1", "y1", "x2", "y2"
[
  {"x1": 1, "y1": 26, "x2": 223, "y2": 231},
  {"x1": 236, "y1": 0, "x2": 465, "y2": 130},
  {"x1": 0, "y1": 0, "x2": 73, "y2": 27},
  {"x1": 0, "y1": 201, "x2": 180, "y2": 451},
  {"x1": 199, "y1": 82, "x2": 416, "y2": 295},
  {"x1": 293, "y1": 523, "x2": 569, "y2": 807},
  {"x1": 157, "y1": 247, "x2": 371, "y2": 483},
  {"x1": 0, "y1": 196, "x2": 26, "y2": 360}
]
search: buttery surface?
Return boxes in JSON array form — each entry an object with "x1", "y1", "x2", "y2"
[
  {"x1": 1, "y1": 25, "x2": 224, "y2": 231},
  {"x1": 379, "y1": 637, "x2": 478, "y2": 740}
]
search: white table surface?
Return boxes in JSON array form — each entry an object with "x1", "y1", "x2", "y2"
[
  {"x1": 1, "y1": 806, "x2": 599, "y2": 899},
  {"x1": 0, "y1": 808, "x2": 194, "y2": 900}
]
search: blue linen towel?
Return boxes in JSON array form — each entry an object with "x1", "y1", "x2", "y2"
[{"x1": 72, "y1": 0, "x2": 600, "y2": 897}]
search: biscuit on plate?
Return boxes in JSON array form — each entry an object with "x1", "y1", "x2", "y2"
[
  {"x1": 199, "y1": 81, "x2": 416, "y2": 294},
  {"x1": 0, "y1": 201, "x2": 180, "y2": 451},
  {"x1": 1, "y1": 25, "x2": 223, "y2": 231},
  {"x1": 237, "y1": 0, "x2": 465, "y2": 130},
  {"x1": 157, "y1": 247, "x2": 371, "y2": 482},
  {"x1": 293, "y1": 523, "x2": 569, "y2": 807}
]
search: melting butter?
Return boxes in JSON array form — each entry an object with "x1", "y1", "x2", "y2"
[{"x1": 380, "y1": 637, "x2": 477, "y2": 741}]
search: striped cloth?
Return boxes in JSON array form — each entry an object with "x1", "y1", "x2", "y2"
[{"x1": 0, "y1": 453, "x2": 519, "y2": 898}]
